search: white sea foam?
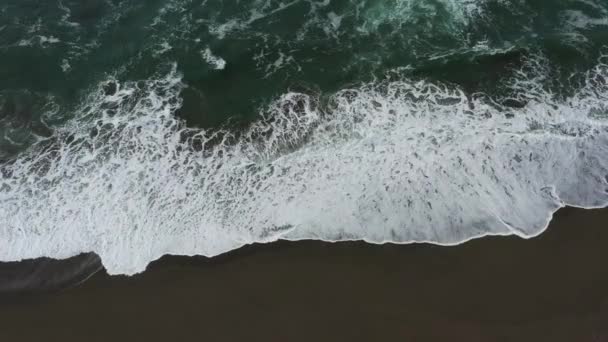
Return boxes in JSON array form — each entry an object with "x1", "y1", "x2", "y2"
[
  {"x1": 194, "y1": 0, "x2": 488, "y2": 77},
  {"x1": 356, "y1": 0, "x2": 482, "y2": 33},
  {"x1": 58, "y1": 0, "x2": 80, "y2": 28},
  {"x1": 202, "y1": 48, "x2": 226, "y2": 70},
  {"x1": 1, "y1": 56, "x2": 607, "y2": 275},
  {"x1": 562, "y1": 9, "x2": 608, "y2": 30},
  {"x1": 156, "y1": 41, "x2": 173, "y2": 56},
  {"x1": 18, "y1": 35, "x2": 61, "y2": 47},
  {"x1": 61, "y1": 59, "x2": 71, "y2": 72}
]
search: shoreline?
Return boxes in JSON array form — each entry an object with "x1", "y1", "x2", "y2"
[
  {"x1": 0, "y1": 206, "x2": 607, "y2": 341},
  {"x1": 3, "y1": 202, "x2": 604, "y2": 279}
]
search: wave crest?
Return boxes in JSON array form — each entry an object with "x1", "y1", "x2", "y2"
[{"x1": 1, "y1": 56, "x2": 607, "y2": 275}]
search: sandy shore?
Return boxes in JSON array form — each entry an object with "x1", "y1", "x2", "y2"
[{"x1": 1, "y1": 206, "x2": 607, "y2": 341}]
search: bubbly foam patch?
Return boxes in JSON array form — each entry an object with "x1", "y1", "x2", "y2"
[
  {"x1": 1, "y1": 57, "x2": 608, "y2": 275},
  {"x1": 201, "y1": 47, "x2": 226, "y2": 70}
]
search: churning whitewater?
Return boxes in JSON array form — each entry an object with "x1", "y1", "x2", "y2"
[
  {"x1": 1, "y1": 0, "x2": 608, "y2": 274},
  {"x1": 1, "y1": 55, "x2": 607, "y2": 275}
]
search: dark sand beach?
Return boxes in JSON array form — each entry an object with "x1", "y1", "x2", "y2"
[{"x1": 1, "y1": 206, "x2": 607, "y2": 341}]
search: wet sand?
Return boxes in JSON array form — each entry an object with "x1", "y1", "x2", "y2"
[{"x1": 1, "y1": 206, "x2": 607, "y2": 341}]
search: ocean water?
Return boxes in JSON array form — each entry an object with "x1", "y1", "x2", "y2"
[{"x1": 0, "y1": 0, "x2": 607, "y2": 275}]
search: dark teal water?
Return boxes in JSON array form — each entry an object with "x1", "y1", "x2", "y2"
[
  {"x1": 2, "y1": 0, "x2": 607, "y2": 149},
  {"x1": 1, "y1": 0, "x2": 608, "y2": 274}
]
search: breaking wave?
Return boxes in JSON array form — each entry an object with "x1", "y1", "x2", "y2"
[{"x1": 0, "y1": 54, "x2": 607, "y2": 275}]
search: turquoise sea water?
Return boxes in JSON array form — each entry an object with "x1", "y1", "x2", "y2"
[{"x1": 1, "y1": 0, "x2": 608, "y2": 274}]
